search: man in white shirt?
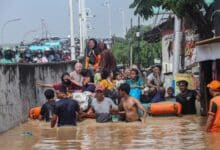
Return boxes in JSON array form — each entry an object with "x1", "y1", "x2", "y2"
[
  {"x1": 87, "y1": 85, "x2": 118, "y2": 122},
  {"x1": 70, "y1": 62, "x2": 83, "y2": 88},
  {"x1": 147, "y1": 65, "x2": 164, "y2": 88}
]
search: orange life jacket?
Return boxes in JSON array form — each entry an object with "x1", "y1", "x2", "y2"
[
  {"x1": 208, "y1": 96, "x2": 220, "y2": 132},
  {"x1": 85, "y1": 54, "x2": 101, "y2": 70}
]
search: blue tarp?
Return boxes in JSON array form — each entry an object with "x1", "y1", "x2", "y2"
[
  {"x1": 29, "y1": 45, "x2": 50, "y2": 51},
  {"x1": 29, "y1": 40, "x2": 63, "y2": 51},
  {"x1": 44, "y1": 41, "x2": 61, "y2": 47}
]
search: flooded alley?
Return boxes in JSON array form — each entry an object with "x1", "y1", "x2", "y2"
[{"x1": 0, "y1": 116, "x2": 219, "y2": 150}]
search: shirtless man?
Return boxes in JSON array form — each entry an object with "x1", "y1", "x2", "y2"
[{"x1": 118, "y1": 83, "x2": 146, "y2": 124}]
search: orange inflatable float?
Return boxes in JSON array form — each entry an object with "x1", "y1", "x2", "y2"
[
  {"x1": 148, "y1": 102, "x2": 182, "y2": 116},
  {"x1": 29, "y1": 107, "x2": 41, "y2": 119}
]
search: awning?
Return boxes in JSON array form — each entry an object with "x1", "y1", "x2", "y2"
[{"x1": 195, "y1": 36, "x2": 220, "y2": 62}]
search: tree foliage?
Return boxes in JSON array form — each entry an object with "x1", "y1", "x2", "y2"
[
  {"x1": 112, "y1": 25, "x2": 161, "y2": 68},
  {"x1": 130, "y1": 0, "x2": 215, "y2": 39}
]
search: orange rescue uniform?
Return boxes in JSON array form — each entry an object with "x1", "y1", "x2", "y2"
[{"x1": 208, "y1": 96, "x2": 220, "y2": 132}]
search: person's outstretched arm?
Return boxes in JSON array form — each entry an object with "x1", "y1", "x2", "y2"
[
  {"x1": 36, "y1": 82, "x2": 53, "y2": 88},
  {"x1": 117, "y1": 100, "x2": 126, "y2": 117},
  {"x1": 135, "y1": 99, "x2": 147, "y2": 124},
  {"x1": 69, "y1": 77, "x2": 82, "y2": 87}
]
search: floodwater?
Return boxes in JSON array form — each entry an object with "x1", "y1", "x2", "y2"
[{"x1": 0, "y1": 116, "x2": 220, "y2": 150}]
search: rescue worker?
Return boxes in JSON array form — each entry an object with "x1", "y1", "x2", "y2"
[{"x1": 206, "y1": 80, "x2": 220, "y2": 132}]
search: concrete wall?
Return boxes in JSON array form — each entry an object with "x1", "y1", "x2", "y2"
[{"x1": 0, "y1": 61, "x2": 75, "y2": 133}]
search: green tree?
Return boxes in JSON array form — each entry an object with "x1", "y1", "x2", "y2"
[
  {"x1": 112, "y1": 36, "x2": 130, "y2": 66},
  {"x1": 130, "y1": 0, "x2": 215, "y2": 39},
  {"x1": 112, "y1": 26, "x2": 161, "y2": 68}
]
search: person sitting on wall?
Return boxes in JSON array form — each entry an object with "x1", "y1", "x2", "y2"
[
  {"x1": 115, "y1": 71, "x2": 126, "y2": 89},
  {"x1": 149, "y1": 87, "x2": 165, "y2": 103},
  {"x1": 81, "y1": 69, "x2": 95, "y2": 93},
  {"x1": 147, "y1": 65, "x2": 164, "y2": 89},
  {"x1": 70, "y1": 62, "x2": 84, "y2": 89},
  {"x1": 39, "y1": 89, "x2": 56, "y2": 122},
  {"x1": 176, "y1": 80, "x2": 197, "y2": 115},
  {"x1": 126, "y1": 68, "x2": 145, "y2": 100},
  {"x1": 123, "y1": 68, "x2": 131, "y2": 80},
  {"x1": 86, "y1": 85, "x2": 118, "y2": 123},
  {"x1": 94, "y1": 67, "x2": 102, "y2": 84},
  {"x1": 99, "y1": 69, "x2": 115, "y2": 91},
  {"x1": 0, "y1": 49, "x2": 16, "y2": 64},
  {"x1": 51, "y1": 86, "x2": 81, "y2": 127},
  {"x1": 36, "y1": 72, "x2": 82, "y2": 93},
  {"x1": 99, "y1": 42, "x2": 117, "y2": 73},
  {"x1": 33, "y1": 50, "x2": 48, "y2": 63},
  {"x1": 206, "y1": 80, "x2": 220, "y2": 132},
  {"x1": 99, "y1": 69, "x2": 118, "y2": 103},
  {"x1": 85, "y1": 38, "x2": 101, "y2": 71}
]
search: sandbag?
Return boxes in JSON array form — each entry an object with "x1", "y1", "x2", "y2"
[
  {"x1": 29, "y1": 106, "x2": 41, "y2": 119},
  {"x1": 148, "y1": 102, "x2": 182, "y2": 115}
]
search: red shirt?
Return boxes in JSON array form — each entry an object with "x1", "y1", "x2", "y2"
[{"x1": 53, "y1": 83, "x2": 82, "y2": 92}]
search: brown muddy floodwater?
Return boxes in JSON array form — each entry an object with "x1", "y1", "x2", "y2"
[{"x1": 0, "y1": 116, "x2": 220, "y2": 150}]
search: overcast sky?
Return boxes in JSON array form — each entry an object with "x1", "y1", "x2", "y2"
[{"x1": 0, "y1": 0, "x2": 151, "y2": 44}]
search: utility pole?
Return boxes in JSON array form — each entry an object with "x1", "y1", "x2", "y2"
[
  {"x1": 82, "y1": 0, "x2": 87, "y2": 56},
  {"x1": 41, "y1": 19, "x2": 44, "y2": 39},
  {"x1": 69, "y1": 0, "x2": 76, "y2": 60},
  {"x1": 78, "y1": 0, "x2": 88, "y2": 57},
  {"x1": 137, "y1": 16, "x2": 141, "y2": 67},
  {"x1": 41, "y1": 19, "x2": 49, "y2": 39},
  {"x1": 78, "y1": 0, "x2": 84, "y2": 57},
  {"x1": 120, "y1": 9, "x2": 125, "y2": 37},
  {"x1": 108, "y1": 0, "x2": 112, "y2": 39},
  {"x1": 130, "y1": 18, "x2": 133, "y2": 66},
  {"x1": 173, "y1": 15, "x2": 183, "y2": 77},
  {"x1": 104, "y1": 0, "x2": 112, "y2": 39}
]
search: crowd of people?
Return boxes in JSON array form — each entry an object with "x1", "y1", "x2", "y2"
[
  {"x1": 0, "y1": 48, "x2": 72, "y2": 64},
  {"x1": 36, "y1": 62, "x2": 148, "y2": 126},
  {"x1": 0, "y1": 38, "x2": 116, "y2": 65},
  {"x1": 34, "y1": 38, "x2": 220, "y2": 133}
]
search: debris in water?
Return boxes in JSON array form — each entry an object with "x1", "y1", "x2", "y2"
[{"x1": 22, "y1": 131, "x2": 33, "y2": 136}]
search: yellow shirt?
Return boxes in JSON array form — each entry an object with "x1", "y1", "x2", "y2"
[{"x1": 99, "y1": 79, "x2": 115, "y2": 90}]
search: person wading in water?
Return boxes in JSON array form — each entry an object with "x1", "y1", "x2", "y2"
[
  {"x1": 117, "y1": 83, "x2": 147, "y2": 125},
  {"x1": 206, "y1": 80, "x2": 220, "y2": 132},
  {"x1": 51, "y1": 86, "x2": 81, "y2": 127}
]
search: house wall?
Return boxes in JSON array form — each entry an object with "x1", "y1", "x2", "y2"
[{"x1": 0, "y1": 62, "x2": 75, "y2": 133}]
